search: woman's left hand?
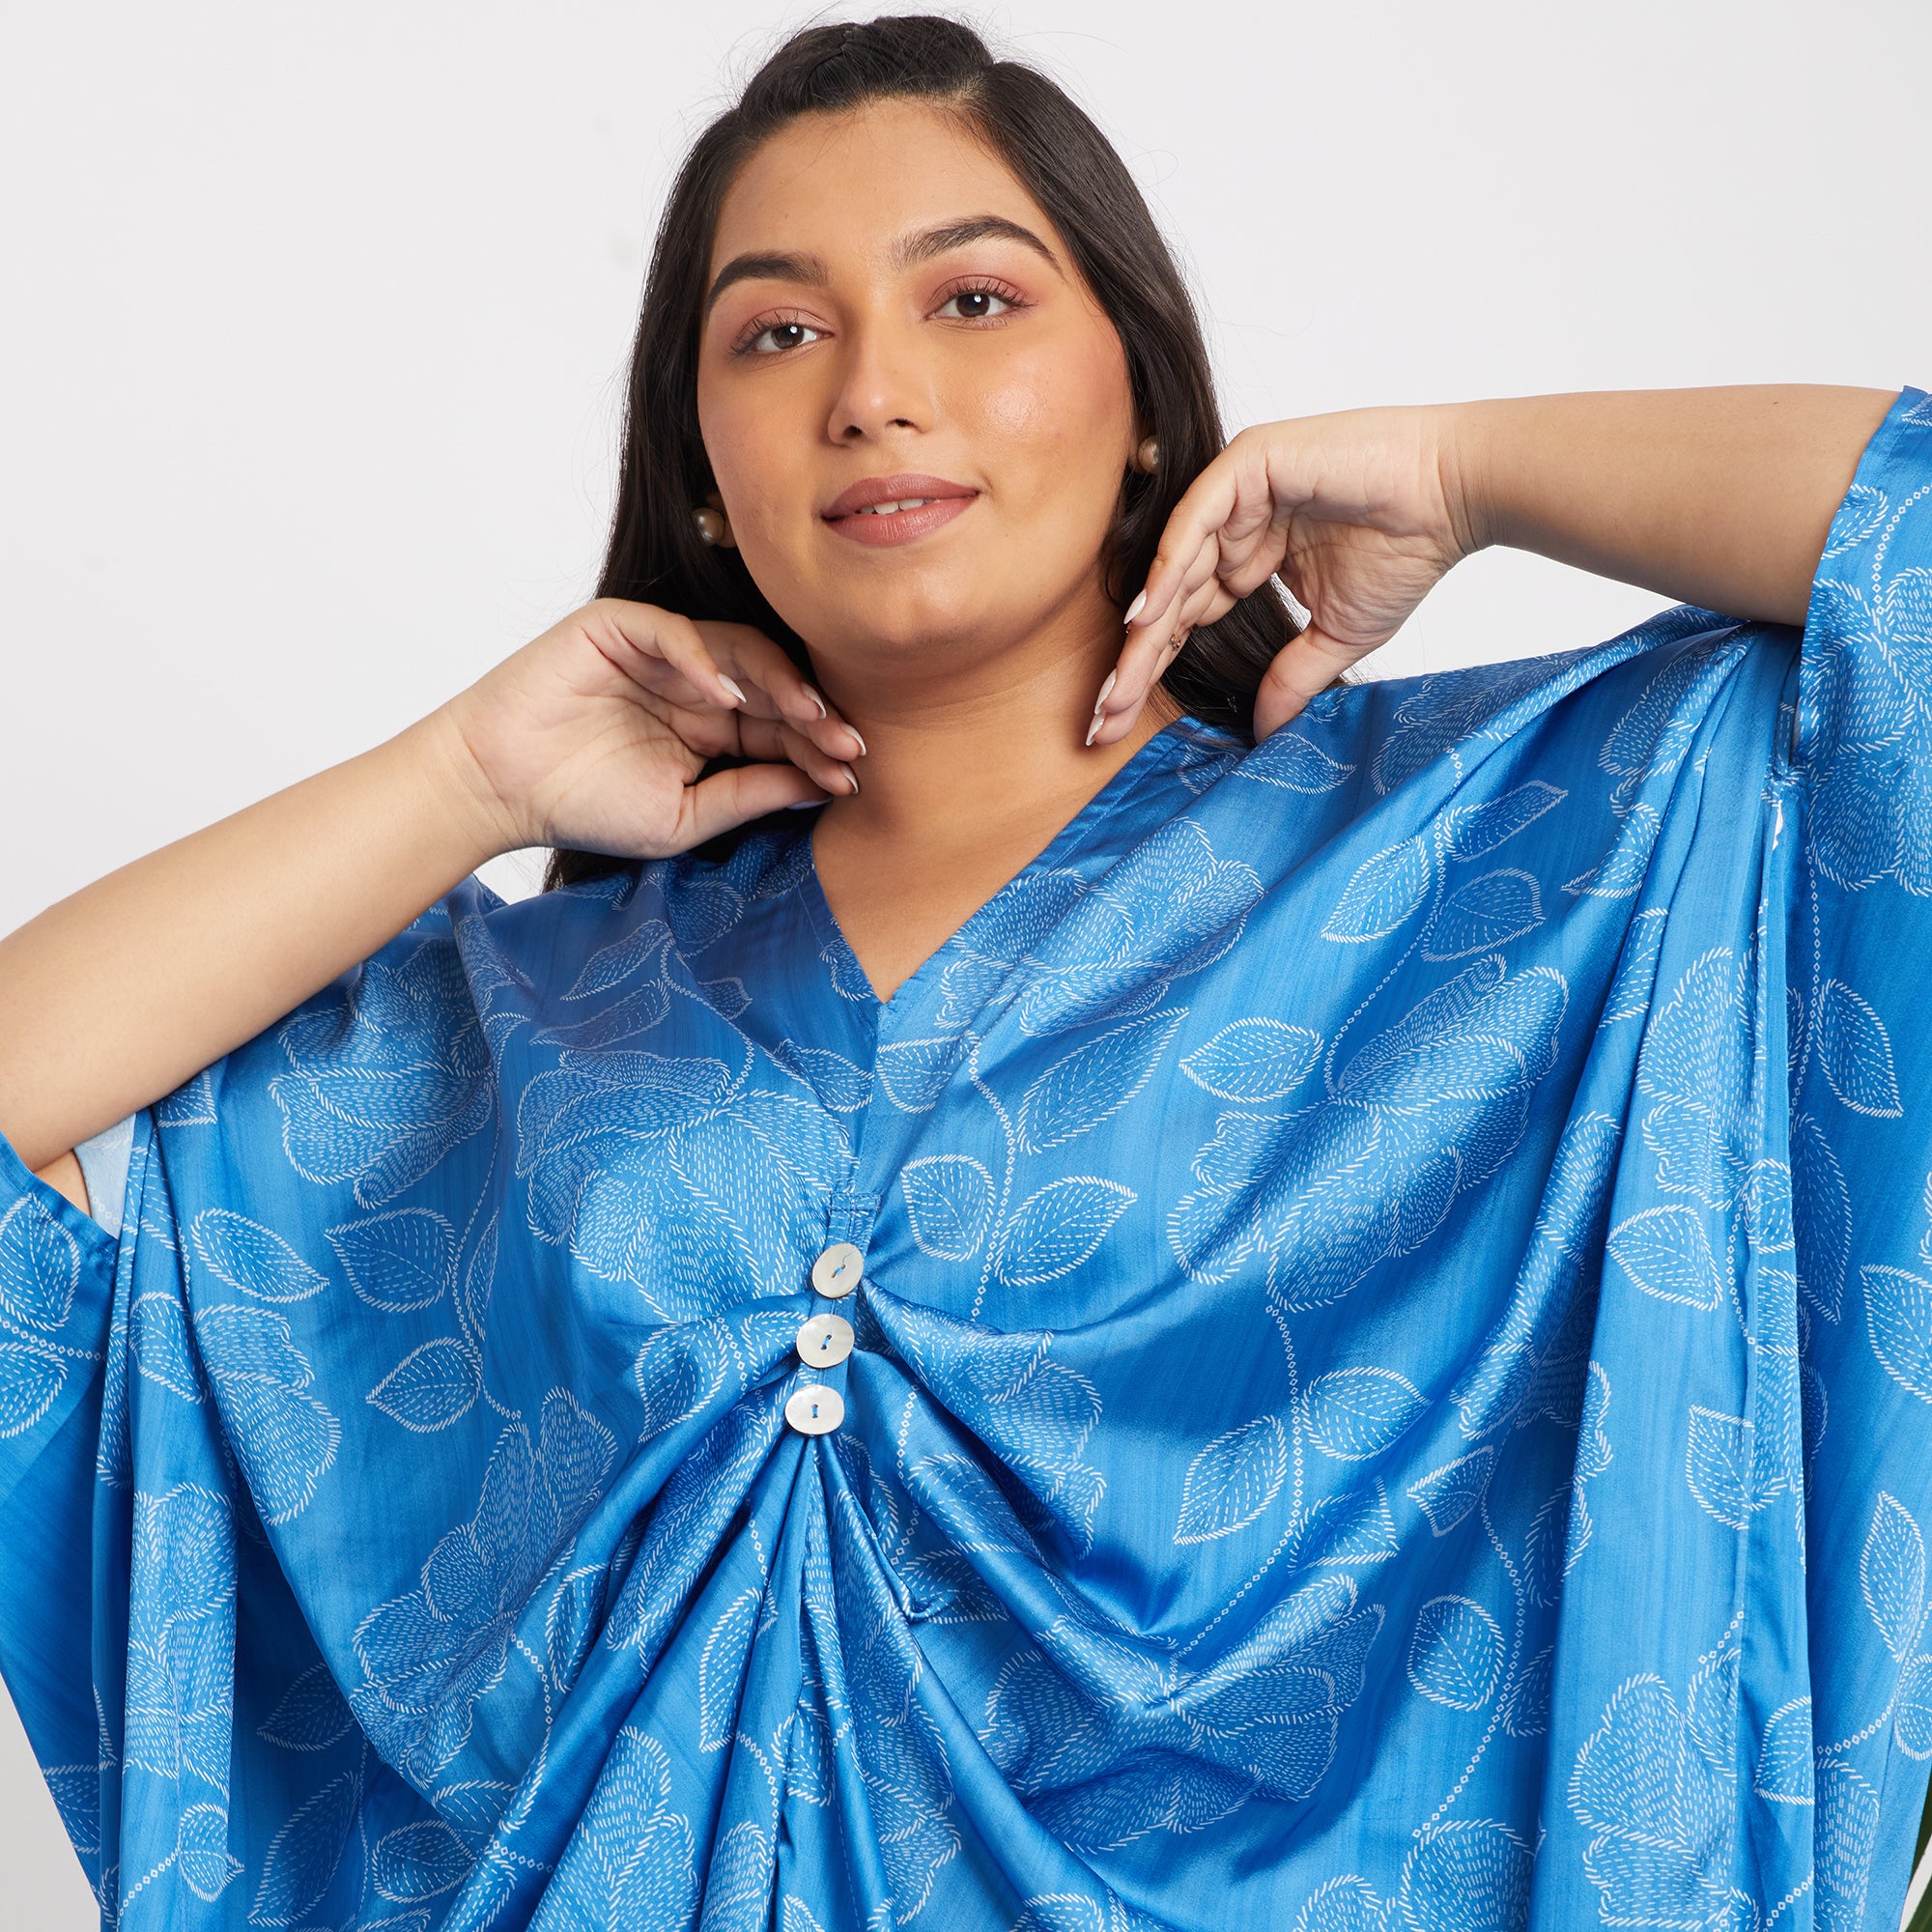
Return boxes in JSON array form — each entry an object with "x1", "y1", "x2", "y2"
[{"x1": 1089, "y1": 405, "x2": 1482, "y2": 745}]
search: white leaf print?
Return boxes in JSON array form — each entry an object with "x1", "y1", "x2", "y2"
[
  {"x1": 1792, "y1": 1114, "x2": 1849, "y2": 1321},
  {"x1": 1302, "y1": 1368, "x2": 1428, "y2": 1462},
  {"x1": 1323, "y1": 836, "x2": 1431, "y2": 942},
  {"x1": 1406, "y1": 1448, "x2": 1495, "y2": 1536},
  {"x1": 699, "y1": 1587, "x2": 761, "y2": 1751},
  {"x1": 1754, "y1": 1698, "x2": 1814, "y2": 1804},
  {"x1": 1396, "y1": 1820, "x2": 1533, "y2": 1932},
  {"x1": 1863, "y1": 1264, "x2": 1932, "y2": 1401},
  {"x1": 900, "y1": 1156, "x2": 996, "y2": 1261},
  {"x1": 177, "y1": 1803, "x2": 242, "y2": 1901},
  {"x1": 535, "y1": 978, "x2": 668, "y2": 1050},
  {"x1": 1600, "y1": 908, "x2": 1667, "y2": 1024},
  {"x1": 367, "y1": 1340, "x2": 481, "y2": 1433},
  {"x1": 1860, "y1": 1492, "x2": 1926, "y2": 1661},
  {"x1": 198, "y1": 1307, "x2": 341, "y2": 1524},
  {"x1": 1017, "y1": 1010, "x2": 1183, "y2": 1153},
  {"x1": 1173, "y1": 1416, "x2": 1287, "y2": 1544},
  {"x1": 1422, "y1": 868, "x2": 1543, "y2": 960},
  {"x1": 1180, "y1": 1019, "x2": 1323, "y2": 1103},
  {"x1": 773, "y1": 1037, "x2": 871, "y2": 1112},
  {"x1": 327, "y1": 1208, "x2": 456, "y2": 1312},
  {"x1": 633, "y1": 1321, "x2": 730, "y2": 1439},
  {"x1": 1406, "y1": 1596, "x2": 1504, "y2": 1711},
  {"x1": 876, "y1": 1037, "x2": 961, "y2": 1111},
  {"x1": 458, "y1": 1212, "x2": 497, "y2": 1345},
  {"x1": 1442, "y1": 781, "x2": 1566, "y2": 862},
  {"x1": 132, "y1": 1292, "x2": 204, "y2": 1402},
  {"x1": 192, "y1": 1208, "x2": 328, "y2": 1302},
  {"x1": 546, "y1": 1567, "x2": 601, "y2": 1695},
  {"x1": 994, "y1": 1178, "x2": 1136, "y2": 1286},
  {"x1": 1815, "y1": 1759, "x2": 1880, "y2": 1932},
  {"x1": 248, "y1": 1770, "x2": 357, "y2": 1925},
  {"x1": 1563, "y1": 803, "x2": 1662, "y2": 898},
  {"x1": 0, "y1": 1193, "x2": 79, "y2": 1332},
  {"x1": 1293, "y1": 1873, "x2": 1392, "y2": 1932},
  {"x1": 562, "y1": 918, "x2": 668, "y2": 1000},
  {"x1": 258, "y1": 1662, "x2": 355, "y2": 1751},
  {"x1": 1896, "y1": 1657, "x2": 1932, "y2": 1759},
  {"x1": 1497, "y1": 1646, "x2": 1552, "y2": 1739},
  {"x1": 1605, "y1": 1206, "x2": 1721, "y2": 1310},
  {"x1": 373, "y1": 1821, "x2": 470, "y2": 1901},
  {"x1": 1816, "y1": 979, "x2": 1904, "y2": 1116},
  {"x1": 0, "y1": 1338, "x2": 65, "y2": 1437},
  {"x1": 1685, "y1": 1407, "x2": 1769, "y2": 1529},
  {"x1": 1294, "y1": 1485, "x2": 1400, "y2": 1568}
]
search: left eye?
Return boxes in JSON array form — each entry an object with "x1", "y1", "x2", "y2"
[
  {"x1": 747, "y1": 320, "x2": 825, "y2": 355},
  {"x1": 935, "y1": 289, "x2": 1014, "y2": 321}
]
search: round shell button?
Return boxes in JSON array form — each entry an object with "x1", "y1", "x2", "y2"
[
  {"x1": 811, "y1": 1241, "x2": 865, "y2": 1299},
  {"x1": 796, "y1": 1312, "x2": 855, "y2": 1368},
  {"x1": 784, "y1": 1385, "x2": 845, "y2": 1435}
]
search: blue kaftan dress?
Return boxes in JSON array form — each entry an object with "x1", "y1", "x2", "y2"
[{"x1": 7, "y1": 387, "x2": 1932, "y2": 1932}]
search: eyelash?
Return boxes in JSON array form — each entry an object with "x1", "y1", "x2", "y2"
[{"x1": 729, "y1": 277, "x2": 1031, "y2": 356}]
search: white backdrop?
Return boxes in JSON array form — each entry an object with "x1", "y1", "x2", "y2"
[{"x1": 4, "y1": 1, "x2": 1927, "y2": 1919}]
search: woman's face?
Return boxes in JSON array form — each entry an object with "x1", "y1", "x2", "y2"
[{"x1": 696, "y1": 99, "x2": 1138, "y2": 696}]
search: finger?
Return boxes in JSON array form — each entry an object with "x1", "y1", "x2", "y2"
[
  {"x1": 703, "y1": 624, "x2": 867, "y2": 762},
  {"x1": 673, "y1": 761, "x2": 836, "y2": 848},
  {"x1": 593, "y1": 600, "x2": 748, "y2": 713},
  {"x1": 1127, "y1": 460, "x2": 1247, "y2": 639},
  {"x1": 1252, "y1": 627, "x2": 1367, "y2": 738},
  {"x1": 738, "y1": 715, "x2": 861, "y2": 796},
  {"x1": 1086, "y1": 535, "x2": 1216, "y2": 748}
]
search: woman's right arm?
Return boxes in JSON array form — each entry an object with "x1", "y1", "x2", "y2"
[{"x1": 0, "y1": 599, "x2": 864, "y2": 1182}]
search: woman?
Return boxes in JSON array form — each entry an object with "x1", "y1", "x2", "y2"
[{"x1": 0, "y1": 14, "x2": 1923, "y2": 1930}]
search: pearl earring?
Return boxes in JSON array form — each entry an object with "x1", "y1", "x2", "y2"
[
  {"x1": 1134, "y1": 436, "x2": 1160, "y2": 475},
  {"x1": 693, "y1": 506, "x2": 725, "y2": 546}
]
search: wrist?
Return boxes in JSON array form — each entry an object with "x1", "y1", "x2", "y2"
[
  {"x1": 1434, "y1": 398, "x2": 1503, "y2": 559},
  {"x1": 404, "y1": 704, "x2": 527, "y2": 868}
]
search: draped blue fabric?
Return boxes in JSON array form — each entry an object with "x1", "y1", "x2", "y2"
[{"x1": 6, "y1": 388, "x2": 1932, "y2": 1932}]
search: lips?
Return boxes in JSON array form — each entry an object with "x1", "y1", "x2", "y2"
[{"x1": 821, "y1": 473, "x2": 979, "y2": 550}]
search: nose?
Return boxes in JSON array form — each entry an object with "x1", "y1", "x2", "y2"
[{"x1": 824, "y1": 315, "x2": 930, "y2": 444}]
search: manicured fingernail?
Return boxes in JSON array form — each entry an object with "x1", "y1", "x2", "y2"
[
  {"x1": 1084, "y1": 714, "x2": 1103, "y2": 748},
  {"x1": 718, "y1": 675, "x2": 747, "y2": 705},
  {"x1": 1092, "y1": 670, "x2": 1117, "y2": 715},
  {"x1": 1122, "y1": 590, "x2": 1147, "y2": 626},
  {"x1": 848, "y1": 727, "x2": 867, "y2": 757},
  {"x1": 801, "y1": 684, "x2": 829, "y2": 719},
  {"x1": 842, "y1": 765, "x2": 860, "y2": 794}
]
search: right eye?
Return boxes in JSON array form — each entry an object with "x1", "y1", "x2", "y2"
[{"x1": 739, "y1": 318, "x2": 825, "y2": 355}]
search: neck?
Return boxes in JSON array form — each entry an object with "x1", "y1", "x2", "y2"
[{"x1": 803, "y1": 596, "x2": 1181, "y2": 999}]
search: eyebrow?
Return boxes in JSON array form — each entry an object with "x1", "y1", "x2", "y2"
[{"x1": 702, "y1": 213, "x2": 1061, "y2": 319}]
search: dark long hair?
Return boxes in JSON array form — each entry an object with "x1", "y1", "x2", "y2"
[{"x1": 544, "y1": 14, "x2": 1297, "y2": 892}]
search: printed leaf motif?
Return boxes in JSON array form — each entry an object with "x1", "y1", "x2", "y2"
[
  {"x1": 876, "y1": 1037, "x2": 961, "y2": 1112},
  {"x1": 1406, "y1": 1597, "x2": 1503, "y2": 1710},
  {"x1": 0, "y1": 1337, "x2": 67, "y2": 1438},
  {"x1": 994, "y1": 1179, "x2": 1135, "y2": 1287},
  {"x1": 198, "y1": 1307, "x2": 341, "y2": 1524},
  {"x1": 178, "y1": 1802, "x2": 242, "y2": 1902},
  {"x1": 1180, "y1": 1020, "x2": 1322, "y2": 1103},
  {"x1": 900, "y1": 1156, "x2": 996, "y2": 1261},
  {"x1": 1173, "y1": 1417, "x2": 1286, "y2": 1544},
  {"x1": 1303, "y1": 1368, "x2": 1428, "y2": 1462},
  {"x1": 1396, "y1": 1820, "x2": 1533, "y2": 1932},
  {"x1": 1686, "y1": 1407, "x2": 1770, "y2": 1529},
  {"x1": 367, "y1": 1340, "x2": 481, "y2": 1434},
  {"x1": 1816, "y1": 979, "x2": 1903, "y2": 1117},
  {"x1": 1815, "y1": 1760, "x2": 1880, "y2": 1931},
  {"x1": 698, "y1": 1587, "x2": 761, "y2": 1750},
  {"x1": 1443, "y1": 781, "x2": 1566, "y2": 862},
  {"x1": 372, "y1": 1821, "x2": 471, "y2": 1901},
  {"x1": 1754, "y1": 1698, "x2": 1815, "y2": 1804},
  {"x1": 1864, "y1": 1265, "x2": 1932, "y2": 1401},
  {"x1": 1293, "y1": 1874, "x2": 1392, "y2": 1932},
  {"x1": 192, "y1": 1208, "x2": 328, "y2": 1303},
  {"x1": 773, "y1": 1037, "x2": 872, "y2": 1113},
  {"x1": 1406, "y1": 1448, "x2": 1496, "y2": 1536},
  {"x1": 1605, "y1": 1206, "x2": 1721, "y2": 1310},
  {"x1": 1017, "y1": 1010, "x2": 1183, "y2": 1153},
  {"x1": 248, "y1": 1771, "x2": 356, "y2": 1924},
  {"x1": 258, "y1": 1662, "x2": 355, "y2": 1752},
  {"x1": 1860, "y1": 1492, "x2": 1926, "y2": 1661},
  {"x1": 132, "y1": 1292, "x2": 204, "y2": 1403},
  {"x1": 1564, "y1": 803, "x2": 1662, "y2": 898},
  {"x1": 1896, "y1": 1658, "x2": 1932, "y2": 1759},
  {"x1": 0, "y1": 1193, "x2": 79, "y2": 1332},
  {"x1": 1422, "y1": 869, "x2": 1543, "y2": 961},
  {"x1": 1323, "y1": 836, "x2": 1431, "y2": 943},
  {"x1": 1242, "y1": 730, "x2": 1357, "y2": 795},
  {"x1": 327, "y1": 1209, "x2": 455, "y2": 1312}
]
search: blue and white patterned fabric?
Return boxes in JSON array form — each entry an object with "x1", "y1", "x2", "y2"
[{"x1": 6, "y1": 387, "x2": 1932, "y2": 1932}]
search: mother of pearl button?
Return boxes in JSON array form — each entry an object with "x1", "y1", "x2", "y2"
[
  {"x1": 784, "y1": 1385, "x2": 845, "y2": 1435},
  {"x1": 811, "y1": 1241, "x2": 865, "y2": 1298},
  {"x1": 795, "y1": 1312, "x2": 855, "y2": 1368}
]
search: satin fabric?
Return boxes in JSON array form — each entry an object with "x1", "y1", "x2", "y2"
[{"x1": 6, "y1": 387, "x2": 1932, "y2": 1932}]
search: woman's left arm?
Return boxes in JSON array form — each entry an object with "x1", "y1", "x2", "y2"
[{"x1": 1094, "y1": 384, "x2": 1900, "y2": 744}]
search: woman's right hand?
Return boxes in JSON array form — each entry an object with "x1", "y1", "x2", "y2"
[{"x1": 437, "y1": 598, "x2": 866, "y2": 859}]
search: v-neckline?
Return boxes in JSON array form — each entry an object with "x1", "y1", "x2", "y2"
[{"x1": 797, "y1": 716, "x2": 1211, "y2": 1019}]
